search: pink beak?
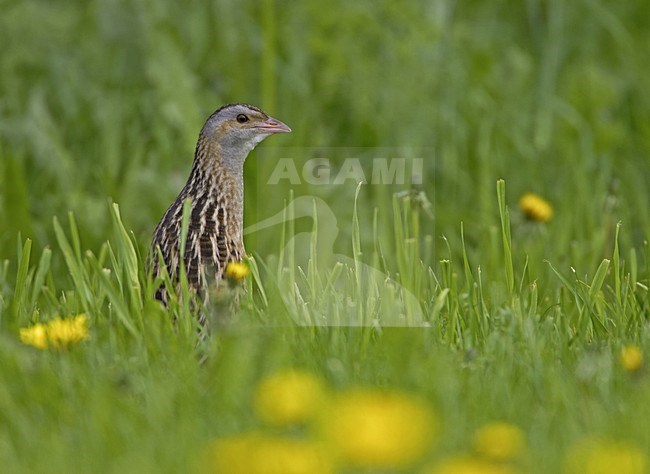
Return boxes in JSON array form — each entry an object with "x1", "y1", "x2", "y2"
[{"x1": 255, "y1": 116, "x2": 292, "y2": 134}]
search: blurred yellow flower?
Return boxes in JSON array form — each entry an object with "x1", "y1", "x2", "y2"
[
  {"x1": 429, "y1": 455, "x2": 519, "y2": 474},
  {"x1": 322, "y1": 388, "x2": 438, "y2": 469},
  {"x1": 47, "y1": 315, "x2": 90, "y2": 349},
  {"x1": 254, "y1": 370, "x2": 327, "y2": 425},
  {"x1": 519, "y1": 193, "x2": 553, "y2": 222},
  {"x1": 620, "y1": 345, "x2": 643, "y2": 372},
  {"x1": 20, "y1": 314, "x2": 89, "y2": 350},
  {"x1": 225, "y1": 261, "x2": 249, "y2": 281},
  {"x1": 19, "y1": 323, "x2": 48, "y2": 349},
  {"x1": 473, "y1": 422, "x2": 525, "y2": 462},
  {"x1": 204, "y1": 432, "x2": 333, "y2": 474},
  {"x1": 565, "y1": 437, "x2": 647, "y2": 474}
]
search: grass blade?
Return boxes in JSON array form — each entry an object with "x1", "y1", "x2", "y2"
[
  {"x1": 11, "y1": 238, "x2": 32, "y2": 322},
  {"x1": 496, "y1": 179, "x2": 514, "y2": 299}
]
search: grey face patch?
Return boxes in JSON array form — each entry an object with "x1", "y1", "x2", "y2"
[
  {"x1": 201, "y1": 104, "x2": 272, "y2": 156},
  {"x1": 202, "y1": 104, "x2": 267, "y2": 135}
]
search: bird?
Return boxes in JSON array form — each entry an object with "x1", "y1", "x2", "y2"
[{"x1": 150, "y1": 103, "x2": 291, "y2": 307}]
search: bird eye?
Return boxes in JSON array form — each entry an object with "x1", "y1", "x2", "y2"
[{"x1": 236, "y1": 114, "x2": 249, "y2": 123}]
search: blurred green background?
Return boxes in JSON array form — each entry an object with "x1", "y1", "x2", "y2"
[
  {"x1": 1, "y1": 0, "x2": 649, "y2": 275},
  {"x1": 2, "y1": 2, "x2": 650, "y2": 472}
]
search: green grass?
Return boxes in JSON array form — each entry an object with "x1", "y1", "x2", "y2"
[{"x1": 1, "y1": 0, "x2": 650, "y2": 472}]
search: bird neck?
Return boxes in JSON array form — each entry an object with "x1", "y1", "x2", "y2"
[{"x1": 188, "y1": 139, "x2": 247, "y2": 241}]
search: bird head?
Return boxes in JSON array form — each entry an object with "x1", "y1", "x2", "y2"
[{"x1": 200, "y1": 104, "x2": 291, "y2": 160}]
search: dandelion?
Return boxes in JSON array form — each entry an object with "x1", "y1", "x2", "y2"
[
  {"x1": 519, "y1": 193, "x2": 553, "y2": 222},
  {"x1": 254, "y1": 369, "x2": 328, "y2": 426},
  {"x1": 321, "y1": 388, "x2": 438, "y2": 469},
  {"x1": 472, "y1": 422, "x2": 525, "y2": 462},
  {"x1": 429, "y1": 455, "x2": 519, "y2": 474},
  {"x1": 225, "y1": 261, "x2": 249, "y2": 281},
  {"x1": 20, "y1": 314, "x2": 89, "y2": 350},
  {"x1": 620, "y1": 345, "x2": 643, "y2": 372},
  {"x1": 204, "y1": 432, "x2": 333, "y2": 474},
  {"x1": 565, "y1": 437, "x2": 647, "y2": 474},
  {"x1": 19, "y1": 323, "x2": 48, "y2": 350}
]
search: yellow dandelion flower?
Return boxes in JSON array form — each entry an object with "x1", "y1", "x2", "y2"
[
  {"x1": 19, "y1": 314, "x2": 89, "y2": 350},
  {"x1": 429, "y1": 455, "x2": 519, "y2": 474},
  {"x1": 321, "y1": 388, "x2": 438, "y2": 469},
  {"x1": 47, "y1": 315, "x2": 89, "y2": 349},
  {"x1": 19, "y1": 323, "x2": 48, "y2": 350},
  {"x1": 225, "y1": 261, "x2": 249, "y2": 281},
  {"x1": 565, "y1": 437, "x2": 647, "y2": 474},
  {"x1": 254, "y1": 370, "x2": 328, "y2": 426},
  {"x1": 620, "y1": 345, "x2": 643, "y2": 372},
  {"x1": 519, "y1": 193, "x2": 553, "y2": 222},
  {"x1": 473, "y1": 422, "x2": 525, "y2": 462},
  {"x1": 204, "y1": 432, "x2": 333, "y2": 474}
]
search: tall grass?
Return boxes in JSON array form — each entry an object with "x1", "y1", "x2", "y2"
[{"x1": 1, "y1": 177, "x2": 649, "y2": 471}]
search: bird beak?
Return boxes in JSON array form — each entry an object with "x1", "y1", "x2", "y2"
[{"x1": 255, "y1": 116, "x2": 292, "y2": 134}]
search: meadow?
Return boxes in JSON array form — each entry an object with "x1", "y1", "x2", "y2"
[{"x1": 1, "y1": 0, "x2": 650, "y2": 472}]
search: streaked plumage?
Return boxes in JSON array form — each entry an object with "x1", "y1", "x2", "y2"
[{"x1": 151, "y1": 103, "x2": 291, "y2": 305}]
